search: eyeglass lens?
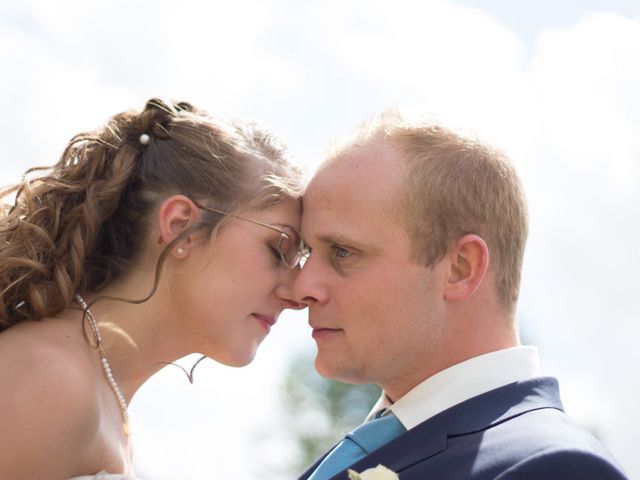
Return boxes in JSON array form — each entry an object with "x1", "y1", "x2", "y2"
[
  {"x1": 279, "y1": 228, "x2": 295, "y2": 267},
  {"x1": 278, "y1": 227, "x2": 304, "y2": 268}
]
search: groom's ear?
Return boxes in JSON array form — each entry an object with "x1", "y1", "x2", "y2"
[
  {"x1": 157, "y1": 195, "x2": 200, "y2": 246},
  {"x1": 443, "y1": 234, "x2": 489, "y2": 302}
]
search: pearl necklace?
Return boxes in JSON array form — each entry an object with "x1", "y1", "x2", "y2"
[{"x1": 75, "y1": 294, "x2": 130, "y2": 435}]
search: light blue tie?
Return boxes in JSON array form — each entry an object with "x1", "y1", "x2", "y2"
[{"x1": 308, "y1": 413, "x2": 406, "y2": 480}]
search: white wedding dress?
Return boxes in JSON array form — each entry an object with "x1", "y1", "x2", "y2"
[{"x1": 69, "y1": 472, "x2": 141, "y2": 479}]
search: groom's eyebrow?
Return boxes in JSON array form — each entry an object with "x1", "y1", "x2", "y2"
[{"x1": 316, "y1": 233, "x2": 366, "y2": 250}]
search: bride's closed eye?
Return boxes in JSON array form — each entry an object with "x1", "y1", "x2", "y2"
[{"x1": 268, "y1": 243, "x2": 282, "y2": 262}]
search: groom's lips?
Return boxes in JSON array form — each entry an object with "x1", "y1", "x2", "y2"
[{"x1": 311, "y1": 325, "x2": 343, "y2": 340}]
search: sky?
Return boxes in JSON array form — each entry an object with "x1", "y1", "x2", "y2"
[{"x1": 1, "y1": 0, "x2": 639, "y2": 478}]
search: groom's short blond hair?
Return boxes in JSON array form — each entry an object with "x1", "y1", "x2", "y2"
[{"x1": 326, "y1": 111, "x2": 528, "y2": 310}]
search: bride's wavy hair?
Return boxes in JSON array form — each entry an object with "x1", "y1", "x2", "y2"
[{"x1": 0, "y1": 98, "x2": 303, "y2": 331}]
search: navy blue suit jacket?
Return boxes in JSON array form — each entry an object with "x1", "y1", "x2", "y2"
[{"x1": 298, "y1": 377, "x2": 627, "y2": 479}]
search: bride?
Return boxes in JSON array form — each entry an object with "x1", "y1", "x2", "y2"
[{"x1": 0, "y1": 98, "x2": 306, "y2": 479}]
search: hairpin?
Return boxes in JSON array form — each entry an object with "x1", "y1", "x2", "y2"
[{"x1": 139, "y1": 133, "x2": 151, "y2": 145}]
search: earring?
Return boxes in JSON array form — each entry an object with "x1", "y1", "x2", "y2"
[{"x1": 176, "y1": 247, "x2": 185, "y2": 256}]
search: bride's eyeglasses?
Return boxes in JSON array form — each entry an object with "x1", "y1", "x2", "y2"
[{"x1": 194, "y1": 202, "x2": 309, "y2": 269}]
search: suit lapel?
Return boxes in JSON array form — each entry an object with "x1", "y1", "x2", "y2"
[
  {"x1": 338, "y1": 407, "x2": 454, "y2": 477},
  {"x1": 448, "y1": 376, "x2": 563, "y2": 435},
  {"x1": 324, "y1": 377, "x2": 563, "y2": 479}
]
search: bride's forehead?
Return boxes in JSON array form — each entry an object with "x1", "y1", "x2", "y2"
[{"x1": 246, "y1": 199, "x2": 301, "y2": 222}]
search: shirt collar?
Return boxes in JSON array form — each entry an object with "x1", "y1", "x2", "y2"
[{"x1": 366, "y1": 346, "x2": 542, "y2": 429}]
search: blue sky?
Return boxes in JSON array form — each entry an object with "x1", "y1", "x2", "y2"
[{"x1": 1, "y1": 1, "x2": 639, "y2": 478}]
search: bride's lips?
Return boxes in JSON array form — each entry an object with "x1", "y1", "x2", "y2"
[{"x1": 252, "y1": 313, "x2": 276, "y2": 333}]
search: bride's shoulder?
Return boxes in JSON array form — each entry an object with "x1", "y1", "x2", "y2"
[
  {"x1": 1, "y1": 316, "x2": 95, "y2": 376},
  {"x1": 0, "y1": 318, "x2": 102, "y2": 477},
  {"x1": 0, "y1": 316, "x2": 99, "y2": 406}
]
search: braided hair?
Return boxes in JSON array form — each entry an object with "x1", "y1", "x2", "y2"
[{"x1": 0, "y1": 98, "x2": 303, "y2": 330}]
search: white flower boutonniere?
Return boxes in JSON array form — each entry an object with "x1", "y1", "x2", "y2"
[{"x1": 347, "y1": 464, "x2": 399, "y2": 479}]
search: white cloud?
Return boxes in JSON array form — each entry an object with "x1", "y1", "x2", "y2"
[
  {"x1": 0, "y1": 0, "x2": 304, "y2": 181},
  {"x1": 305, "y1": 0, "x2": 535, "y2": 149},
  {"x1": 0, "y1": 19, "x2": 137, "y2": 179},
  {"x1": 530, "y1": 13, "x2": 640, "y2": 193}
]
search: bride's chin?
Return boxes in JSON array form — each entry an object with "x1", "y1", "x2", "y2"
[
  {"x1": 224, "y1": 357, "x2": 255, "y2": 368},
  {"x1": 212, "y1": 347, "x2": 259, "y2": 368}
]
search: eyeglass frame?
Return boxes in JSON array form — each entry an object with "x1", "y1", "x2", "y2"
[{"x1": 192, "y1": 201, "x2": 308, "y2": 269}]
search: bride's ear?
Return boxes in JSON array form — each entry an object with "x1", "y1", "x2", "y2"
[{"x1": 157, "y1": 195, "x2": 201, "y2": 256}]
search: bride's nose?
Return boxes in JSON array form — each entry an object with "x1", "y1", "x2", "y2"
[{"x1": 275, "y1": 273, "x2": 306, "y2": 310}]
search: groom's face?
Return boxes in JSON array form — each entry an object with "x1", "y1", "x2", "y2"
[{"x1": 293, "y1": 142, "x2": 448, "y2": 399}]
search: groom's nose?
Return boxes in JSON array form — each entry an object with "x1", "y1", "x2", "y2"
[{"x1": 291, "y1": 252, "x2": 329, "y2": 308}]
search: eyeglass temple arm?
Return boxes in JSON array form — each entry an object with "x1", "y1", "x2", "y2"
[{"x1": 193, "y1": 202, "x2": 291, "y2": 239}]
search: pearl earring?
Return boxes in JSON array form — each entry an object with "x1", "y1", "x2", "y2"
[{"x1": 176, "y1": 247, "x2": 185, "y2": 256}]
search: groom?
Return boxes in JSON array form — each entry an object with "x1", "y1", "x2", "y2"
[{"x1": 292, "y1": 112, "x2": 627, "y2": 479}]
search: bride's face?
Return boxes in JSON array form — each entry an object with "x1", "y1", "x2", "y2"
[{"x1": 168, "y1": 198, "x2": 303, "y2": 366}]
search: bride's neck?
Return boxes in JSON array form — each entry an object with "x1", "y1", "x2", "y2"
[{"x1": 81, "y1": 277, "x2": 188, "y2": 403}]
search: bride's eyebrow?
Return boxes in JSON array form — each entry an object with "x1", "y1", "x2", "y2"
[{"x1": 272, "y1": 223, "x2": 297, "y2": 229}]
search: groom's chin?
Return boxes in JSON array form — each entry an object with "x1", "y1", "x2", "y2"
[{"x1": 314, "y1": 354, "x2": 364, "y2": 385}]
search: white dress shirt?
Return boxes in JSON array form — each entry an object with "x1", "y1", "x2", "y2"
[{"x1": 367, "y1": 346, "x2": 542, "y2": 430}]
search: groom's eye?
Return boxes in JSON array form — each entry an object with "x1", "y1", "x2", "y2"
[{"x1": 331, "y1": 245, "x2": 352, "y2": 259}]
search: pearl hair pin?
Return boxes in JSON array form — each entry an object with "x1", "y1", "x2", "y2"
[
  {"x1": 139, "y1": 133, "x2": 151, "y2": 145},
  {"x1": 75, "y1": 294, "x2": 130, "y2": 435}
]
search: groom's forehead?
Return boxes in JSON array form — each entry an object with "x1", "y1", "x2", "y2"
[{"x1": 304, "y1": 165, "x2": 396, "y2": 210}]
